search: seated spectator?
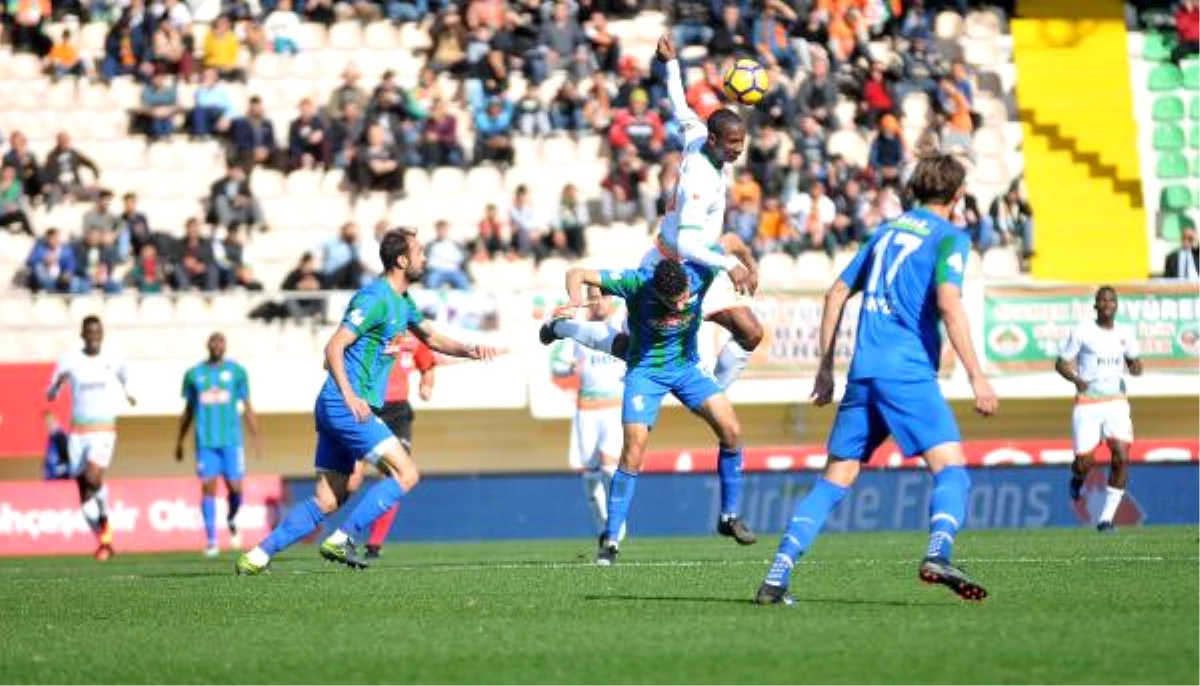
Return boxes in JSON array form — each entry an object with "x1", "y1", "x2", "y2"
[
  {"x1": 753, "y1": 0, "x2": 799, "y2": 75},
  {"x1": 536, "y1": 2, "x2": 588, "y2": 82},
  {"x1": 938, "y1": 78, "x2": 974, "y2": 153},
  {"x1": 1174, "y1": 0, "x2": 1199, "y2": 64},
  {"x1": 828, "y1": 7, "x2": 868, "y2": 66},
  {"x1": 419, "y1": 98, "x2": 465, "y2": 169},
  {"x1": 429, "y1": 10, "x2": 469, "y2": 75},
  {"x1": 549, "y1": 81, "x2": 587, "y2": 134},
  {"x1": 684, "y1": 63, "x2": 724, "y2": 122},
  {"x1": 467, "y1": 47, "x2": 509, "y2": 110},
  {"x1": 2, "y1": 131, "x2": 43, "y2": 202},
  {"x1": 509, "y1": 184, "x2": 547, "y2": 262},
  {"x1": 139, "y1": 71, "x2": 180, "y2": 141},
  {"x1": 43, "y1": 132, "x2": 100, "y2": 208},
  {"x1": 869, "y1": 114, "x2": 907, "y2": 187},
  {"x1": 474, "y1": 203, "x2": 508, "y2": 260},
  {"x1": 862, "y1": 61, "x2": 895, "y2": 127},
  {"x1": 229, "y1": 96, "x2": 284, "y2": 171},
  {"x1": 208, "y1": 164, "x2": 266, "y2": 232},
  {"x1": 755, "y1": 196, "x2": 796, "y2": 255},
  {"x1": 948, "y1": 60, "x2": 974, "y2": 107},
  {"x1": 213, "y1": 225, "x2": 262, "y2": 290},
  {"x1": 0, "y1": 165, "x2": 34, "y2": 236},
  {"x1": 45, "y1": 29, "x2": 89, "y2": 81},
  {"x1": 1164, "y1": 226, "x2": 1199, "y2": 280},
  {"x1": 326, "y1": 64, "x2": 368, "y2": 121},
  {"x1": 151, "y1": 21, "x2": 192, "y2": 80},
  {"x1": 8, "y1": 0, "x2": 51, "y2": 56},
  {"x1": 350, "y1": 124, "x2": 404, "y2": 200},
  {"x1": 600, "y1": 152, "x2": 651, "y2": 226},
  {"x1": 263, "y1": 0, "x2": 301, "y2": 54},
  {"x1": 101, "y1": 16, "x2": 150, "y2": 83},
  {"x1": 25, "y1": 228, "x2": 75, "y2": 293},
  {"x1": 72, "y1": 227, "x2": 123, "y2": 294},
  {"x1": 585, "y1": 11, "x2": 621, "y2": 74},
  {"x1": 671, "y1": 0, "x2": 714, "y2": 47},
  {"x1": 191, "y1": 68, "x2": 237, "y2": 139},
  {"x1": 172, "y1": 218, "x2": 219, "y2": 291},
  {"x1": 473, "y1": 97, "x2": 516, "y2": 167},
  {"x1": 550, "y1": 183, "x2": 589, "y2": 258},
  {"x1": 424, "y1": 220, "x2": 471, "y2": 290},
  {"x1": 319, "y1": 221, "x2": 366, "y2": 289},
  {"x1": 329, "y1": 101, "x2": 367, "y2": 170},
  {"x1": 202, "y1": 16, "x2": 245, "y2": 81},
  {"x1": 989, "y1": 182, "x2": 1035, "y2": 258},
  {"x1": 281, "y1": 252, "x2": 327, "y2": 320},
  {"x1": 287, "y1": 98, "x2": 331, "y2": 171},
  {"x1": 961, "y1": 193, "x2": 997, "y2": 252},
  {"x1": 514, "y1": 84, "x2": 551, "y2": 138},
  {"x1": 796, "y1": 57, "x2": 838, "y2": 129},
  {"x1": 732, "y1": 168, "x2": 763, "y2": 208},
  {"x1": 787, "y1": 180, "x2": 837, "y2": 257},
  {"x1": 128, "y1": 242, "x2": 167, "y2": 294},
  {"x1": 831, "y1": 178, "x2": 868, "y2": 245},
  {"x1": 82, "y1": 190, "x2": 121, "y2": 239},
  {"x1": 608, "y1": 89, "x2": 664, "y2": 163},
  {"x1": 583, "y1": 71, "x2": 616, "y2": 132},
  {"x1": 727, "y1": 196, "x2": 761, "y2": 250},
  {"x1": 159, "y1": 0, "x2": 193, "y2": 31},
  {"x1": 793, "y1": 115, "x2": 828, "y2": 170},
  {"x1": 898, "y1": 32, "x2": 939, "y2": 102},
  {"x1": 708, "y1": 3, "x2": 750, "y2": 62},
  {"x1": 384, "y1": 0, "x2": 428, "y2": 24},
  {"x1": 121, "y1": 192, "x2": 155, "y2": 259}
]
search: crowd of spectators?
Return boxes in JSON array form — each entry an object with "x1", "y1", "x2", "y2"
[{"x1": 3, "y1": 0, "x2": 1033, "y2": 301}]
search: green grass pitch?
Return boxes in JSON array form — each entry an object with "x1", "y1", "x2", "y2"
[{"x1": 1, "y1": 527, "x2": 1196, "y2": 684}]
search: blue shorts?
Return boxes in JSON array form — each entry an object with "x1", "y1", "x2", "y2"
[
  {"x1": 827, "y1": 378, "x2": 960, "y2": 461},
  {"x1": 196, "y1": 446, "x2": 245, "y2": 481},
  {"x1": 312, "y1": 392, "x2": 399, "y2": 474},
  {"x1": 622, "y1": 365, "x2": 722, "y2": 427}
]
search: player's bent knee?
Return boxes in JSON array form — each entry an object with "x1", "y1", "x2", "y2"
[
  {"x1": 718, "y1": 420, "x2": 741, "y2": 448},
  {"x1": 735, "y1": 319, "x2": 764, "y2": 351}
]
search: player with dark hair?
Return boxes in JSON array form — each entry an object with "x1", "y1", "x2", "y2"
[
  {"x1": 1055, "y1": 286, "x2": 1142, "y2": 532},
  {"x1": 175, "y1": 331, "x2": 261, "y2": 557},
  {"x1": 47, "y1": 315, "x2": 137, "y2": 560},
  {"x1": 544, "y1": 32, "x2": 764, "y2": 397},
  {"x1": 755, "y1": 153, "x2": 998, "y2": 605},
  {"x1": 562, "y1": 258, "x2": 756, "y2": 566},
  {"x1": 237, "y1": 229, "x2": 497, "y2": 574}
]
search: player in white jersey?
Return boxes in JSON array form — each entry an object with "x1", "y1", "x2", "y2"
[
  {"x1": 46, "y1": 316, "x2": 137, "y2": 560},
  {"x1": 1054, "y1": 286, "x2": 1143, "y2": 532},
  {"x1": 550, "y1": 288, "x2": 628, "y2": 544},
  {"x1": 541, "y1": 34, "x2": 764, "y2": 390}
]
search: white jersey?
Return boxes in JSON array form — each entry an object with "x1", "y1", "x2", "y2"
[
  {"x1": 551, "y1": 312, "x2": 626, "y2": 409},
  {"x1": 655, "y1": 60, "x2": 738, "y2": 272},
  {"x1": 1058, "y1": 321, "x2": 1140, "y2": 401},
  {"x1": 49, "y1": 349, "x2": 130, "y2": 429}
]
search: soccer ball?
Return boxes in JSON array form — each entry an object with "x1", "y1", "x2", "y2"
[{"x1": 722, "y1": 59, "x2": 768, "y2": 106}]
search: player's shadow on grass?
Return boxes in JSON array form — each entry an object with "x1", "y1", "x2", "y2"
[{"x1": 584, "y1": 594, "x2": 945, "y2": 607}]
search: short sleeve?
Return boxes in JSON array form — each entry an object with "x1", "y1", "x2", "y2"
[
  {"x1": 934, "y1": 231, "x2": 971, "y2": 288},
  {"x1": 403, "y1": 293, "x2": 425, "y2": 330},
  {"x1": 48, "y1": 356, "x2": 69, "y2": 394},
  {"x1": 1058, "y1": 327, "x2": 1082, "y2": 361},
  {"x1": 1123, "y1": 326, "x2": 1141, "y2": 359},
  {"x1": 181, "y1": 369, "x2": 196, "y2": 403},
  {"x1": 235, "y1": 364, "x2": 250, "y2": 402},
  {"x1": 598, "y1": 269, "x2": 644, "y2": 299},
  {"x1": 341, "y1": 290, "x2": 380, "y2": 336},
  {"x1": 837, "y1": 240, "x2": 872, "y2": 292}
]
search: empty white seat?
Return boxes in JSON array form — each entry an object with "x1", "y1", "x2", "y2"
[
  {"x1": 103, "y1": 295, "x2": 141, "y2": 326},
  {"x1": 793, "y1": 251, "x2": 833, "y2": 285},
  {"x1": 430, "y1": 167, "x2": 465, "y2": 196},
  {"x1": 363, "y1": 22, "x2": 396, "y2": 49},
  {"x1": 175, "y1": 293, "x2": 216, "y2": 325},
  {"x1": 541, "y1": 137, "x2": 577, "y2": 165},
  {"x1": 757, "y1": 253, "x2": 795, "y2": 289},
  {"x1": 328, "y1": 22, "x2": 363, "y2": 50},
  {"x1": 981, "y1": 247, "x2": 1020, "y2": 280},
  {"x1": 31, "y1": 296, "x2": 69, "y2": 326},
  {"x1": 139, "y1": 295, "x2": 175, "y2": 325},
  {"x1": 535, "y1": 257, "x2": 570, "y2": 289}
]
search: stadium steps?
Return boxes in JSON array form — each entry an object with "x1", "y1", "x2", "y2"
[{"x1": 1013, "y1": 0, "x2": 1149, "y2": 282}]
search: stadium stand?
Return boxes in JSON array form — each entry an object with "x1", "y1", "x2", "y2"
[{"x1": 0, "y1": 0, "x2": 1029, "y2": 361}]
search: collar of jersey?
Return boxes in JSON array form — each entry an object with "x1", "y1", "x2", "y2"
[{"x1": 699, "y1": 143, "x2": 722, "y2": 170}]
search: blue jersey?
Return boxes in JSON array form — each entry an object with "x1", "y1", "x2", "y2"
[
  {"x1": 838, "y1": 209, "x2": 970, "y2": 382},
  {"x1": 320, "y1": 279, "x2": 424, "y2": 408},
  {"x1": 182, "y1": 360, "x2": 250, "y2": 449},
  {"x1": 599, "y1": 263, "x2": 715, "y2": 370}
]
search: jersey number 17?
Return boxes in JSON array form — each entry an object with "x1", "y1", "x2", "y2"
[{"x1": 863, "y1": 230, "x2": 922, "y2": 315}]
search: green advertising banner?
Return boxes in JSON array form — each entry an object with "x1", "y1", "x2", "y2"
[{"x1": 983, "y1": 284, "x2": 1200, "y2": 373}]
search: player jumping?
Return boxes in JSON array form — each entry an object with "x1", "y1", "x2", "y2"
[
  {"x1": 755, "y1": 154, "x2": 998, "y2": 605},
  {"x1": 348, "y1": 329, "x2": 437, "y2": 559},
  {"x1": 561, "y1": 259, "x2": 757, "y2": 566},
  {"x1": 550, "y1": 286, "x2": 627, "y2": 544},
  {"x1": 543, "y1": 33, "x2": 763, "y2": 391},
  {"x1": 1055, "y1": 286, "x2": 1142, "y2": 532},
  {"x1": 175, "y1": 331, "x2": 261, "y2": 557},
  {"x1": 236, "y1": 229, "x2": 496, "y2": 574},
  {"x1": 47, "y1": 315, "x2": 137, "y2": 560}
]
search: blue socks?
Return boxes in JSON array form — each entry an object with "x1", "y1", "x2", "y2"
[
  {"x1": 345, "y1": 478, "x2": 406, "y2": 540},
  {"x1": 604, "y1": 469, "x2": 638, "y2": 542},
  {"x1": 717, "y1": 447, "x2": 743, "y2": 518},
  {"x1": 764, "y1": 478, "x2": 849, "y2": 587},
  {"x1": 201, "y1": 496, "x2": 216, "y2": 547},
  {"x1": 228, "y1": 491, "x2": 243, "y2": 527},
  {"x1": 927, "y1": 466, "x2": 970, "y2": 561},
  {"x1": 261, "y1": 498, "x2": 325, "y2": 556}
]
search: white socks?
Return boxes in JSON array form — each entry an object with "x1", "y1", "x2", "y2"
[
  {"x1": 325, "y1": 529, "x2": 350, "y2": 545},
  {"x1": 1099, "y1": 486, "x2": 1125, "y2": 523},
  {"x1": 583, "y1": 466, "x2": 625, "y2": 541},
  {"x1": 80, "y1": 496, "x2": 101, "y2": 534},
  {"x1": 554, "y1": 320, "x2": 618, "y2": 356},
  {"x1": 247, "y1": 547, "x2": 270, "y2": 566},
  {"x1": 713, "y1": 340, "x2": 752, "y2": 389}
]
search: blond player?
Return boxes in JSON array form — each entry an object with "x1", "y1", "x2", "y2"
[
  {"x1": 47, "y1": 315, "x2": 136, "y2": 560},
  {"x1": 550, "y1": 288, "x2": 627, "y2": 544},
  {"x1": 543, "y1": 33, "x2": 763, "y2": 391},
  {"x1": 1055, "y1": 286, "x2": 1143, "y2": 532}
]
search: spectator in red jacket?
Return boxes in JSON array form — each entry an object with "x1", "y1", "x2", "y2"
[
  {"x1": 1174, "y1": 0, "x2": 1199, "y2": 64},
  {"x1": 862, "y1": 61, "x2": 895, "y2": 127},
  {"x1": 607, "y1": 88, "x2": 665, "y2": 163}
]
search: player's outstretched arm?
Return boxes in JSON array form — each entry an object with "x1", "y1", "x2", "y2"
[
  {"x1": 936, "y1": 283, "x2": 997, "y2": 416},
  {"x1": 411, "y1": 320, "x2": 498, "y2": 362},
  {"x1": 655, "y1": 33, "x2": 700, "y2": 128},
  {"x1": 565, "y1": 267, "x2": 604, "y2": 308}
]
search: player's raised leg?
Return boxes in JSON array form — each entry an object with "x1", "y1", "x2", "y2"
[{"x1": 706, "y1": 306, "x2": 763, "y2": 390}]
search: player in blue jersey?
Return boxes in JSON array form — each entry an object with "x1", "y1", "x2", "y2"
[
  {"x1": 558, "y1": 258, "x2": 757, "y2": 566},
  {"x1": 755, "y1": 154, "x2": 998, "y2": 605},
  {"x1": 236, "y1": 229, "x2": 496, "y2": 575},
  {"x1": 175, "y1": 332, "x2": 261, "y2": 557}
]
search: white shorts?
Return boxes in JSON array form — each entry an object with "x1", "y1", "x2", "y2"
[
  {"x1": 638, "y1": 247, "x2": 751, "y2": 317},
  {"x1": 1071, "y1": 399, "x2": 1134, "y2": 454},
  {"x1": 569, "y1": 407, "x2": 623, "y2": 471},
  {"x1": 68, "y1": 431, "x2": 117, "y2": 474}
]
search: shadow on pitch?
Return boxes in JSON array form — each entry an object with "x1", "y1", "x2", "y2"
[{"x1": 583, "y1": 593, "x2": 945, "y2": 607}]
